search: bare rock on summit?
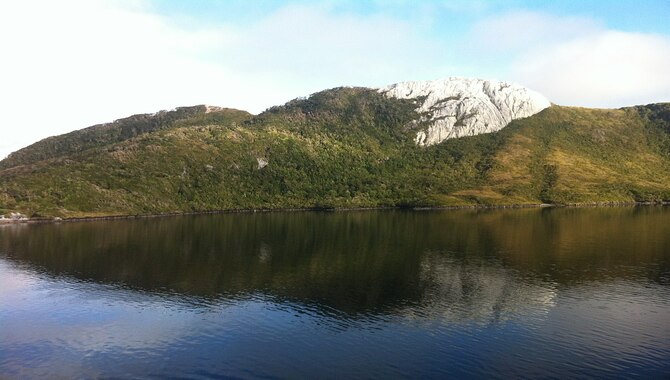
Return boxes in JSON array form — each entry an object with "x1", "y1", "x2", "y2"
[{"x1": 380, "y1": 78, "x2": 551, "y2": 146}]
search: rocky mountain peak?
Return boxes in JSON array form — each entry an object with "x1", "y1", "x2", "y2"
[{"x1": 379, "y1": 77, "x2": 551, "y2": 146}]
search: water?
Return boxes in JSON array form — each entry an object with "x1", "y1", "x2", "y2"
[{"x1": 1, "y1": 207, "x2": 669, "y2": 379}]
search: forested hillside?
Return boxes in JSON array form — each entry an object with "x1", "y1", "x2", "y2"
[{"x1": 1, "y1": 87, "x2": 668, "y2": 218}]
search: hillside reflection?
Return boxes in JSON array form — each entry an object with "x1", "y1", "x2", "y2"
[{"x1": 1, "y1": 207, "x2": 669, "y2": 320}]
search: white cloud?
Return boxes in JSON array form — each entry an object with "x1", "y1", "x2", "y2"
[
  {"x1": 0, "y1": 1, "x2": 451, "y2": 159},
  {"x1": 470, "y1": 11, "x2": 602, "y2": 52},
  {"x1": 218, "y1": 4, "x2": 441, "y2": 85},
  {"x1": 0, "y1": 0, "x2": 235, "y2": 158},
  {"x1": 511, "y1": 30, "x2": 670, "y2": 107},
  {"x1": 470, "y1": 11, "x2": 670, "y2": 108}
]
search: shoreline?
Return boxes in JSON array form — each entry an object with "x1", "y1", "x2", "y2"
[{"x1": 1, "y1": 201, "x2": 669, "y2": 225}]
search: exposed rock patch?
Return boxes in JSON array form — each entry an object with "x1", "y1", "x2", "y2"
[
  {"x1": 205, "y1": 105, "x2": 223, "y2": 113},
  {"x1": 257, "y1": 157, "x2": 269, "y2": 169},
  {"x1": 0, "y1": 212, "x2": 29, "y2": 223},
  {"x1": 380, "y1": 77, "x2": 551, "y2": 146}
]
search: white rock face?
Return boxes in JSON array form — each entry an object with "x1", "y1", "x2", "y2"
[
  {"x1": 379, "y1": 77, "x2": 551, "y2": 146},
  {"x1": 256, "y1": 157, "x2": 269, "y2": 170}
]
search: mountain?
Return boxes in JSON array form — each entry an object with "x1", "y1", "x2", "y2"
[{"x1": 1, "y1": 78, "x2": 669, "y2": 218}]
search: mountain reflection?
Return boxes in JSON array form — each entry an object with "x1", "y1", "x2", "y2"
[{"x1": 1, "y1": 207, "x2": 669, "y2": 320}]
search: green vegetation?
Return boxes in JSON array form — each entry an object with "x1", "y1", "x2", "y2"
[
  {"x1": 1, "y1": 87, "x2": 669, "y2": 218},
  {"x1": 0, "y1": 105, "x2": 251, "y2": 171}
]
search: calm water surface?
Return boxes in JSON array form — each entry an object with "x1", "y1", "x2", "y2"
[{"x1": 1, "y1": 207, "x2": 669, "y2": 379}]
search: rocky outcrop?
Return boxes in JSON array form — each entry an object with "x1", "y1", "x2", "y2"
[
  {"x1": 0, "y1": 212, "x2": 29, "y2": 223},
  {"x1": 380, "y1": 77, "x2": 551, "y2": 146}
]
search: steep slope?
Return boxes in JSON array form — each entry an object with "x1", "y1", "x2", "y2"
[
  {"x1": 380, "y1": 78, "x2": 550, "y2": 146},
  {"x1": 0, "y1": 85, "x2": 669, "y2": 218}
]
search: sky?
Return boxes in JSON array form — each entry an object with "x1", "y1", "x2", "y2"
[{"x1": 1, "y1": 0, "x2": 669, "y2": 159}]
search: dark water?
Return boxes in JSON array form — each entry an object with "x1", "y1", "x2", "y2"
[{"x1": 1, "y1": 207, "x2": 670, "y2": 379}]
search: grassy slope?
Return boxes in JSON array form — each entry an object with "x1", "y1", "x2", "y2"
[
  {"x1": 478, "y1": 105, "x2": 670, "y2": 204},
  {"x1": 1, "y1": 87, "x2": 669, "y2": 218}
]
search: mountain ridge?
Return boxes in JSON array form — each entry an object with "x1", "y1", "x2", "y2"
[
  {"x1": 0, "y1": 105, "x2": 251, "y2": 171},
  {"x1": 1, "y1": 79, "x2": 669, "y2": 218}
]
